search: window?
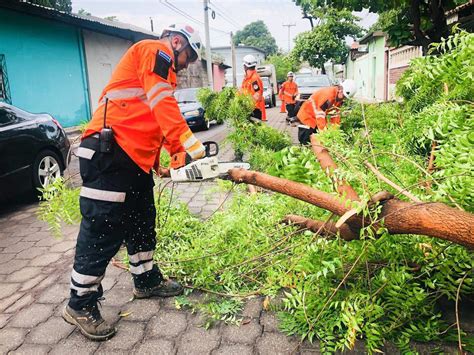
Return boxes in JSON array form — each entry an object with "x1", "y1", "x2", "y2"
[{"x1": 0, "y1": 55, "x2": 11, "y2": 104}]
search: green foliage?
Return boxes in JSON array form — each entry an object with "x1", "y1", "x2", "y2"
[
  {"x1": 291, "y1": 8, "x2": 363, "y2": 70},
  {"x1": 233, "y1": 20, "x2": 278, "y2": 57},
  {"x1": 196, "y1": 87, "x2": 235, "y2": 124},
  {"x1": 264, "y1": 54, "x2": 300, "y2": 82},
  {"x1": 27, "y1": 0, "x2": 72, "y2": 12}
]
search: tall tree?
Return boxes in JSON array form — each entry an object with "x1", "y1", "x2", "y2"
[
  {"x1": 265, "y1": 53, "x2": 300, "y2": 82},
  {"x1": 77, "y1": 8, "x2": 92, "y2": 16},
  {"x1": 291, "y1": 8, "x2": 363, "y2": 73},
  {"x1": 233, "y1": 21, "x2": 278, "y2": 57},
  {"x1": 26, "y1": 0, "x2": 72, "y2": 13},
  {"x1": 294, "y1": 0, "x2": 469, "y2": 51}
]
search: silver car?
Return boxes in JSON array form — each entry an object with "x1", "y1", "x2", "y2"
[{"x1": 295, "y1": 75, "x2": 333, "y2": 103}]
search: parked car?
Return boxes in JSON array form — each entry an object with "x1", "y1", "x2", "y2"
[
  {"x1": 262, "y1": 77, "x2": 275, "y2": 108},
  {"x1": 295, "y1": 75, "x2": 333, "y2": 103},
  {"x1": 0, "y1": 102, "x2": 70, "y2": 200},
  {"x1": 174, "y1": 88, "x2": 209, "y2": 131}
]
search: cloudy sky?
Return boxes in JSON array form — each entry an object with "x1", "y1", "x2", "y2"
[{"x1": 72, "y1": 0, "x2": 377, "y2": 51}]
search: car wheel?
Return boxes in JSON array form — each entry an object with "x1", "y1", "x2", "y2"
[
  {"x1": 202, "y1": 119, "x2": 210, "y2": 131},
  {"x1": 32, "y1": 149, "x2": 63, "y2": 191}
]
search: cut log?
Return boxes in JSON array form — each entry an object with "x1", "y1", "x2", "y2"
[
  {"x1": 228, "y1": 169, "x2": 474, "y2": 249},
  {"x1": 310, "y1": 135, "x2": 360, "y2": 201},
  {"x1": 283, "y1": 214, "x2": 358, "y2": 241}
]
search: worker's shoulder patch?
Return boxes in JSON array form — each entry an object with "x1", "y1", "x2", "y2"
[
  {"x1": 153, "y1": 50, "x2": 172, "y2": 79},
  {"x1": 252, "y1": 81, "x2": 260, "y2": 91}
]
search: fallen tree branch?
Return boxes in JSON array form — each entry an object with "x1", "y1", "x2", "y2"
[
  {"x1": 283, "y1": 214, "x2": 358, "y2": 241},
  {"x1": 310, "y1": 135, "x2": 360, "y2": 202},
  {"x1": 365, "y1": 161, "x2": 422, "y2": 203}
]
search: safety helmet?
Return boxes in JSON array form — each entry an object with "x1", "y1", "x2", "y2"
[
  {"x1": 287, "y1": 71, "x2": 294, "y2": 77},
  {"x1": 243, "y1": 54, "x2": 257, "y2": 68},
  {"x1": 161, "y1": 24, "x2": 202, "y2": 61},
  {"x1": 341, "y1": 79, "x2": 357, "y2": 98}
]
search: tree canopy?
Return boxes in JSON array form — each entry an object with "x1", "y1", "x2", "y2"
[
  {"x1": 294, "y1": 0, "x2": 469, "y2": 50},
  {"x1": 233, "y1": 21, "x2": 278, "y2": 57},
  {"x1": 264, "y1": 54, "x2": 300, "y2": 82},
  {"x1": 291, "y1": 8, "x2": 363, "y2": 72},
  {"x1": 26, "y1": 0, "x2": 72, "y2": 13}
]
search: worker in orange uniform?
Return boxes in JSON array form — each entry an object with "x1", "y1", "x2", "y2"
[
  {"x1": 280, "y1": 71, "x2": 299, "y2": 123},
  {"x1": 279, "y1": 82, "x2": 286, "y2": 113},
  {"x1": 296, "y1": 79, "x2": 357, "y2": 144},
  {"x1": 241, "y1": 54, "x2": 266, "y2": 121},
  {"x1": 63, "y1": 24, "x2": 205, "y2": 341}
]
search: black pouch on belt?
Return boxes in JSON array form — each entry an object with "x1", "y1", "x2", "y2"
[{"x1": 99, "y1": 97, "x2": 114, "y2": 153}]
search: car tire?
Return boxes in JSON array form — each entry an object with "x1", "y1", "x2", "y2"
[
  {"x1": 32, "y1": 149, "x2": 64, "y2": 191},
  {"x1": 202, "y1": 119, "x2": 210, "y2": 131}
]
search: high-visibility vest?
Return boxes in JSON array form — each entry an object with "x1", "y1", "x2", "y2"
[
  {"x1": 241, "y1": 70, "x2": 267, "y2": 121},
  {"x1": 83, "y1": 40, "x2": 205, "y2": 173},
  {"x1": 280, "y1": 81, "x2": 298, "y2": 104},
  {"x1": 296, "y1": 86, "x2": 342, "y2": 130}
]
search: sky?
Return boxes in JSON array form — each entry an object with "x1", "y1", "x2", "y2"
[{"x1": 72, "y1": 0, "x2": 378, "y2": 51}]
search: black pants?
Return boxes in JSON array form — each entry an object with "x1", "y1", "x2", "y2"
[
  {"x1": 286, "y1": 103, "x2": 296, "y2": 118},
  {"x1": 252, "y1": 108, "x2": 262, "y2": 120},
  {"x1": 298, "y1": 126, "x2": 317, "y2": 145},
  {"x1": 69, "y1": 136, "x2": 163, "y2": 310}
]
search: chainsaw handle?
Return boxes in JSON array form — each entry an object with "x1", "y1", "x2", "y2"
[{"x1": 203, "y1": 141, "x2": 219, "y2": 157}]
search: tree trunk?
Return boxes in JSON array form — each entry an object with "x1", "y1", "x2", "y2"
[{"x1": 228, "y1": 169, "x2": 474, "y2": 249}]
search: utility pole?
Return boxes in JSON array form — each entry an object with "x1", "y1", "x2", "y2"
[
  {"x1": 230, "y1": 32, "x2": 237, "y2": 88},
  {"x1": 149, "y1": 17, "x2": 154, "y2": 32},
  {"x1": 203, "y1": 0, "x2": 213, "y2": 90},
  {"x1": 282, "y1": 23, "x2": 296, "y2": 53}
]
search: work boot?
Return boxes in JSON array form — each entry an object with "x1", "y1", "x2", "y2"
[
  {"x1": 62, "y1": 304, "x2": 116, "y2": 341},
  {"x1": 133, "y1": 279, "x2": 184, "y2": 299}
]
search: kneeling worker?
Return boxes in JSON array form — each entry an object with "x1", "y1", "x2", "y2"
[
  {"x1": 63, "y1": 24, "x2": 206, "y2": 341},
  {"x1": 296, "y1": 79, "x2": 357, "y2": 144}
]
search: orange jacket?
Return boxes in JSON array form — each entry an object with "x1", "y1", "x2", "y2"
[
  {"x1": 83, "y1": 40, "x2": 205, "y2": 173},
  {"x1": 241, "y1": 69, "x2": 267, "y2": 121},
  {"x1": 280, "y1": 81, "x2": 298, "y2": 104},
  {"x1": 297, "y1": 86, "x2": 342, "y2": 130}
]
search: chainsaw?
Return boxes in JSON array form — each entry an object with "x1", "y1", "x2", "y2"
[{"x1": 170, "y1": 141, "x2": 250, "y2": 182}]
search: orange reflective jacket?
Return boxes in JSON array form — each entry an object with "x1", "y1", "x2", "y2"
[
  {"x1": 83, "y1": 40, "x2": 205, "y2": 173},
  {"x1": 297, "y1": 86, "x2": 342, "y2": 130},
  {"x1": 280, "y1": 81, "x2": 298, "y2": 104},
  {"x1": 241, "y1": 69, "x2": 267, "y2": 121}
]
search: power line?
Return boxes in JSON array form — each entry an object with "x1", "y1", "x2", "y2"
[{"x1": 208, "y1": 0, "x2": 241, "y2": 29}]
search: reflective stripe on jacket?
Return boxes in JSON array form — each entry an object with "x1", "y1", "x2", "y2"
[
  {"x1": 296, "y1": 86, "x2": 341, "y2": 129},
  {"x1": 241, "y1": 70, "x2": 267, "y2": 121},
  {"x1": 83, "y1": 40, "x2": 205, "y2": 173}
]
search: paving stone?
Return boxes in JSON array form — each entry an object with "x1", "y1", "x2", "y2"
[
  {"x1": 96, "y1": 321, "x2": 145, "y2": 351},
  {"x1": 32, "y1": 274, "x2": 58, "y2": 292},
  {"x1": 177, "y1": 326, "x2": 220, "y2": 354},
  {"x1": 2, "y1": 241, "x2": 35, "y2": 254},
  {"x1": 49, "y1": 331, "x2": 100, "y2": 355},
  {"x1": 10, "y1": 343, "x2": 50, "y2": 354},
  {"x1": 25, "y1": 316, "x2": 75, "y2": 344},
  {"x1": 21, "y1": 231, "x2": 52, "y2": 242},
  {"x1": 146, "y1": 311, "x2": 187, "y2": 338},
  {"x1": 37, "y1": 283, "x2": 68, "y2": 304},
  {"x1": 256, "y1": 331, "x2": 299, "y2": 355},
  {"x1": 29, "y1": 252, "x2": 62, "y2": 266},
  {"x1": 213, "y1": 344, "x2": 253, "y2": 355},
  {"x1": 0, "y1": 259, "x2": 29, "y2": 275},
  {"x1": 0, "y1": 252, "x2": 16, "y2": 264},
  {"x1": 4, "y1": 294, "x2": 35, "y2": 314},
  {"x1": 8, "y1": 212, "x2": 32, "y2": 221},
  {"x1": 0, "y1": 314, "x2": 12, "y2": 329},
  {"x1": 7, "y1": 267, "x2": 42, "y2": 282},
  {"x1": 0, "y1": 327, "x2": 27, "y2": 353},
  {"x1": 35, "y1": 237, "x2": 61, "y2": 247},
  {"x1": 102, "y1": 288, "x2": 133, "y2": 307},
  {"x1": 0, "y1": 292, "x2": 25, "y2": 313},
  {"x1": 242, "y1": 297, "x2": 263, "y2": 319},
  {"x1": 0, "y1": 283, "x2": 20, "y2": 299},
  {"x1": 9, "y1": 303, "x2": 54, "y2": 328},
  {"x1": 261, "y1": 312, "x2": 280, "y2": 333},
  {"x1": 49, "y1": 240, "x2": 77, "y2": 253},
  {"x1": 19, "y1": 274, "x2": 47, "y2": 292},
  {"x1": 121, "y1": 299, "x2": 161, "y2": 321},
  {"x1": 11, "y1": 227, "x2": 42, "y2": 238},
  {"x1": 16, "y1": 247, "x2": 48, "y2": 260},
  {"x1": 222, "y1": 320, "x2": 262, "y2": 344},
  {"x1": 102, "y1": 275, "x2": 117, "y2": 291},
  {"x1": 133, "y1": 338, "x2": 174, "y2": 355},
  {"x1": 160, "y1": 296, "x2": 180, "y2": 310}
]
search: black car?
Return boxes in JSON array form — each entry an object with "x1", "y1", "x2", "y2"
[
  {"x1": 174, "y1": 88, "x2": 209, "y2": 131},
  {"x1": 0, "y1": 102, "x2": 70, "y2": 199}
]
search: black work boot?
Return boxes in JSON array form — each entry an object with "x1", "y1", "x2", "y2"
[
  {"x1": 62, "y1": 303, "x2": 116, "y2": 341},
  {"x1": 133, "y1": 279, "x2": 184, "y2": 299}
]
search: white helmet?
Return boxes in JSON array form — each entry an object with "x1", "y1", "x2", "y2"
[
  {"x1": 161, "y1": 24, "x2": 202, "y2": 61},
  {"x1": 243, "y1": 54, "x2": 257, "y2": 68},
  {"x1": 287, "y1": 71, "x2": 294, "y2": 77},
  {"x1": 341, "y1": 79, "x2": 357, "y2": 98}
]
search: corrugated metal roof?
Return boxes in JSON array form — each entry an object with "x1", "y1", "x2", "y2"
[{"x1": 0, "y1": 0, "x2": 159, "y2": 42}]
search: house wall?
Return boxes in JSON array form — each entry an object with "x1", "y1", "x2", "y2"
[
  {"x1": 82, "y1": 30, "x2": 132, "y2": 112},
  {"x1": 0, "y1": 8, "x2": 90, "y2": 127},
  {"x1": 388, "y1": 45, "x2": 422, "y2": 99},
  {"x1": 212, "y1": 64, "x2": 225, "y2": 91}
]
